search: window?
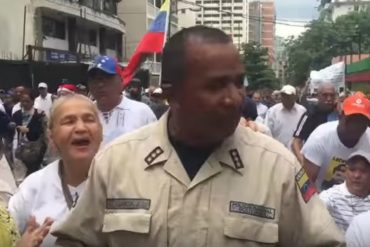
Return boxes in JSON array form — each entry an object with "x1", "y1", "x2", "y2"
[
  {"x1": 89, "y1": 30, "x2": 97, "y2": 46},
  {"x1": 205, "y1": 7, "x2": 219, "y2": 11},
  {"x1": 204, "y1": 14, "x2": 220, "y2": 17},
  {"x1": 196, "y1": 21, "x2": 201, "y2": 25},
  {"x1": 103, "y1": 0, "x2": 117, "y2": 15},
  {"x1": 42, "y1": 17, "x2": 66, "y2": 39},
  {"x1": 234, "y1": 6, "x2": 243, "y2": 10},
  {"x1": 106, "y1": 33, "x2": 116, "y2": 50},
  {"x1": 155, "y1": 0, "x2": 163, "y2": 8}
]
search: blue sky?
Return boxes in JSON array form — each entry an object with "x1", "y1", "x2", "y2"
[{"x1": 275, "y1": 0, "x2": 318, "y2": 20}]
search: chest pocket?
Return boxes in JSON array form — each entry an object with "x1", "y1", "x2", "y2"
[
  {"x1": 103, "y1": 212, "x2": 151, "y2": 234},
  {"x1": 224, "y1": 217, "x2": 278, "y2": 244}
]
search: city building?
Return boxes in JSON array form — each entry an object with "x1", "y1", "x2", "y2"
[
  {"x1": 321, "y1": 0, "x2": 370, "y2": 21},
  {"x1": 274, "y1": 36, "x2": 288, "y2": 86},
  {"x1": 118, "y1": 0, "x2": 179, "y2": 84},
  {"x1": 194, "y1": 0, "x2": 250, "y2": 50},
  {"x1": 177, "y1": 0, "x2": 198, "y2": 29},
  {"x1": 248, "y1": 0, "x2": 276, "y2": 64},
  {"x1": 0, "y1": 0, "x2": 125, "y2": 62}
]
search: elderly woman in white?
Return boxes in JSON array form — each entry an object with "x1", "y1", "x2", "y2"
[{"x1": 8, "y1": 94, "x2": 102, "y2": 247}]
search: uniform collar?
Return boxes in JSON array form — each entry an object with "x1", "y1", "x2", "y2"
[{"x1": 143, "y1": 112, "x2": 245, "y2": 188}]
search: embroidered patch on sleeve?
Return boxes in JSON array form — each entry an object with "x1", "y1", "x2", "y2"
[{"x1": 295, "y1": 168, "x2": 317, "y2": 203}]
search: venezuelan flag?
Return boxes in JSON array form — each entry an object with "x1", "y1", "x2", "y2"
[{"x1": 122, "y1": 0, "x2": 170, "y2": 85}]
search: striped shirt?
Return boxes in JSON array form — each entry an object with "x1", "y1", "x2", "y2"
[{"x1": 319, "y1": 182, "x2": 370, "y2": 232}]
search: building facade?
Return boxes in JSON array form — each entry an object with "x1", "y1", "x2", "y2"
[
  {"x1": 322, "y1": 0, "x2": 370, "y2": 21},
  {"x1": 194, "y1": 0, "x2": 250, "y2": 50},
  {"x1": 177, "y1": 0, "x2": 198, "y2": 29},
  {"x1": 118, "y1": 0, "x2": 179, "y2": 83},
  {"x1": 0, "y1": 0, "x2": 125, "y2": 62},
  {"x1": 248, "y1": 0, "x2": 275, "y2": 64},
  {"x1": 274, "y1": 36, "x2": 287, "y2": 86}
]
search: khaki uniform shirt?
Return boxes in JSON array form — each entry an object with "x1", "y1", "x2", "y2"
[{"x1": 53, "y1": 113, "x2": 344, "y2": 247}]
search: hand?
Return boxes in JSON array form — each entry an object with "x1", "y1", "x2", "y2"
[
  {"x1": 16, "y1": 216, "x2": 54, "y2": 247},
  {"x1": 17, "y1": 126, "x2": 29, "y2": 134},
  {"x1": 245, "y1": 120, "x2": 259, "y2": 132}
]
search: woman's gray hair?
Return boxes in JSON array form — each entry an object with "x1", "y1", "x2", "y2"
[{"x1": 48, "y1": 94, "x2": 99, "y2": 130}]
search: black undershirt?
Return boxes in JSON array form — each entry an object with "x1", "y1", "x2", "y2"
[{"x1": 169, "y1": 134, "x2": 214, "y2": 180}]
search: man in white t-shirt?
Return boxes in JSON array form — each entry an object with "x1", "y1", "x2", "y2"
[
  {"x1": 302, "y1": 93, "x2": 370, "y2": 191},
  {"x1": 264, "y1": 85, "x2": 306, "y2": 147},
  {"x1": 88, "y1": 55, "x2": 157, "y2": 146},
  {"x1": 34, "y1": 82, "x2": 54, "y2": 118},
  {"x1": 320, "y1": 151, "x2": 370, "y2": 231},
  {"x1": 346, "y1": 210, "x2": 370, "y2": 247}
]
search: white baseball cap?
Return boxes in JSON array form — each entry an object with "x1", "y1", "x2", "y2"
[
  {"x1": 348, "y1": 151, "x2": 370, "y2": 166},
  {"x1": 38, "y1": 82, "x2": 48, "y2": 89},
  {"x1": 280, "y1": 85, "x2": 296, "y2": 95},
  {"x1": 153, "y1": 88, "x2": 163, "y2": 94}
]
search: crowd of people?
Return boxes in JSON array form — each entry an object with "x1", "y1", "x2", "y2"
[{"x1": 0, "y1": 25, "x2": 369, "y2": 246}]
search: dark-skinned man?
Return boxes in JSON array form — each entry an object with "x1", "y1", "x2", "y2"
[
  {"x1": 53, "y1": 26, "x2": 344, "y2": 247},
  {"x1": 11, "y1": 86, "x2": 25, "y2": 115},
  {"x1": 34, "y1": 82, "x2": 55, "y2": 118},
  {"x1": 302, "y1": 92, "x2": 370, "y2": 191},
  {"x1": 292, "y1": 83, "x2": 338, "y2": 164},
  {"x1": 87, "y1": 55, "x2": 156, "y2": 146}
]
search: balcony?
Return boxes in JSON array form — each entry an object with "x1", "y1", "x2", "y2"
[{"x1": 32, "y1": 0, "x2": 125, "y2": 33}]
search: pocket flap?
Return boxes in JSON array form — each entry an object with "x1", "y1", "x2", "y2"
[
  {"x1": 224, "y1": 217, "x2": 278, "y2": 243},
  {"x1": 103, "y1": 213, "x2": 151, "y2": 234}
]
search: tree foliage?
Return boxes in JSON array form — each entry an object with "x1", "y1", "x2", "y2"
[
  {"x1": 285, "y1": 10, "x2": 370, "y2": 86},
  {"x1": 241, "y1": 42, "x2": 279, "y2": 90}
]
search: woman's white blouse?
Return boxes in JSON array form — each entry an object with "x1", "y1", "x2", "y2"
[{"x1": 8, "y1": 160, "x2": 86, "y2": 247}]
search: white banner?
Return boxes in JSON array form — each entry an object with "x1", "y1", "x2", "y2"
[{"x1": 309, "y1": 62, "x2": 345, "y2": 92}]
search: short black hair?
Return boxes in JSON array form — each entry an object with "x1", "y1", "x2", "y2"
[
  {"x1": 21, "y1": 88, "x2": 36, "y2": 101},
  {"x1": 242, "y1": 97, "x2": 258, "y2": 121},
  {"x1": 161, "y1": 26, "x2": 232, "y2": 89}
]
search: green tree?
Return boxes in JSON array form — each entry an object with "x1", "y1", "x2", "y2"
[
  {"x1": 241, "y1": 42, "x2": 278, "y2": 90},
  {"x1": 285, "y1": 10, "x2": 370, "y2": 87}
]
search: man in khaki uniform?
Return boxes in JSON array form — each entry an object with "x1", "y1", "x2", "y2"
[{"x1": 53, "y1": 26, "x2": 344, "y2": 246}]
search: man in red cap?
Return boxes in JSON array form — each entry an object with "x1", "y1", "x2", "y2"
[
  {"x1": 302, "y1": 92, "x2": 370, "y2": 191},
  {"x1": 57, "y1": 84, "x2": 77, "y2": 97}
]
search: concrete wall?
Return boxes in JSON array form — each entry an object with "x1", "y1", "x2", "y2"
[
  {"x1": 177, "y1": 1, "x2": 197, "y2": 29},
  {"x1": 118, "y1": 0, "x2": 147, "y2": 60},
  {"x1": 0, "y1": 0, "x2": 33, "y2": 60}
]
